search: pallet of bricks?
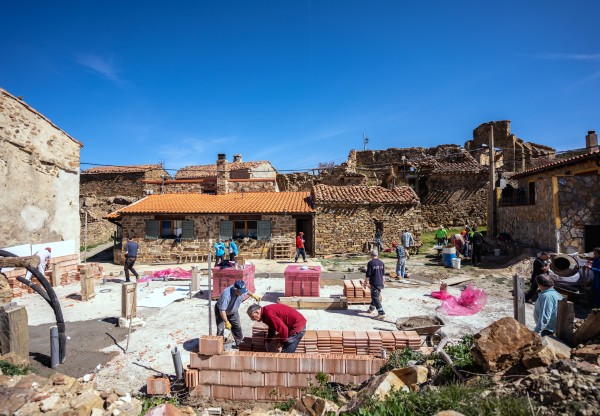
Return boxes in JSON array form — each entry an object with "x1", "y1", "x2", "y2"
[
  {"x1": 284, "y1": 265, "x2": 320, "y2": 297},
  {"x1": 211, "y1": 263, "x2": 256, "y2": 299},
  {"x1": 185, "y1": 335, "x2": 387, "y2": 401},
  {"x1": 3, "y1": 255, "x2": 104, "y2": 299},
  {"x1": 343, "y1": 279, "x2": 381, "y2": 304},
  {"x1": 239, "y1": 324, "x2": 420, "y2": 357}
]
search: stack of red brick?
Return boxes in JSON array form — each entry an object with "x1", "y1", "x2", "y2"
[
  {"x1": 344, "y1": 279, "x2": 381, "y2": 303},
  {"x1": 3, "y1": 255, "x2": 103, "y2": 299},
  {"x1": 284, "y1": 265, "x2": 321, "y2": 297},
  {"x1": 211, "y1": 264, "x2": 256, "y2": 299},
  {"x1": 239, "y1": 325, "x2": 420, "y2": 356},
  {"x1": 186, "y1": 335, "x2": 386, "y2": 401}
]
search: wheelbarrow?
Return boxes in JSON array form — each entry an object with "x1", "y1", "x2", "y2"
[{"x1": 395, "y1": 315, "x2": 445, "y2": 347}]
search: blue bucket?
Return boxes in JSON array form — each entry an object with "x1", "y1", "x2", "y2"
[{"x1": 442, "y1": 246, "x2": 456, "y2": 267}]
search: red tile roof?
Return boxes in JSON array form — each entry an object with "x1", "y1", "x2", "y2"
[
  {"x1": 82, "y1": 164, "x2": 164, "y2": 174},
  {"x1": 105, "y1": 191, "x2": 313, "y2": 219},
  {"x1": 176, "y1": 161, "x2": 272, "y2": 179},
  {"x1": 511, "y1": 150, "x2": 600, "y2": 179},
  {"x1": 312, "y1": 184, "x2": 419, "y2": 205}
]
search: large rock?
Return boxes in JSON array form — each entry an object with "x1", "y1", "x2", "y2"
[
  {"x1": 522, "y1": 346, "x2": 560, "y2": 369},
  {"x1": 542, "y1": 336, "x2": 571, "y2": 359},
  {"x1": 291, "y1": 394, "x2": 339, "y2": 416},
  {"x1": 339, "y1": 371, "x2": 407, "y2": 414},
  {"x1": 571, "y1": 344, "x2": 600, "y2": 365},
  {"x1": 392, "y1": 365, "x2": 429, "y2": 391},
  {"x1": 471, "y1": 317, "x2": 542, "y2": 372}
]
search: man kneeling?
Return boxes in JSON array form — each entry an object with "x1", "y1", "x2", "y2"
[{"x1": 247, "y1": 303, "x2": 306, "y2": 353}]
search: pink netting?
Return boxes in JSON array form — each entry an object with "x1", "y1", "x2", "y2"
[
  {"x1": 430, "y1": 290, "x2": 454, "y2": 300},
  {"x1": 434, "y1": 284, "x2": 488, "y2": 316},
  {"x1": 138, "y1": 267, "x2": 192, "y2": 282}
]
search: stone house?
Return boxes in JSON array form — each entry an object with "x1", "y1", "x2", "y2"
[
  {"x1": 312, "y1": 184, "x2": 422, "y2": 255},
  {"x1": 160, "y1": 153, "x2": 279, "y2": 195},
  {"x1": 497, "y1": 133, "x2": 599, "y2": 253},
  {"x1": 105, "y1": 191, "x2": 313, "y2": 264},
  {"x1": 1, "y1": 89, "x2": 83, "y2": 248},
  {"x1": 80, "y1": 164, "x2": 172, "y2": 247}
]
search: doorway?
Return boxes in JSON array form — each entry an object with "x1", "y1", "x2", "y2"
[
  {"x1": 295, "y1": 217, "x2": 313, "y2": 255},
  {"x1": 584, "y1": 225, "x2": 600, "y2": 252}
]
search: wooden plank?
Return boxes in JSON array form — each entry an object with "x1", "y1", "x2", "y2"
[
  {"x1": 573, "y1": 309, "x2": 600, "y2": 346},
  {"x1": 555, "y1": 299, "x2": 574, "y2": 346},
  {"x1": 440, "y1": 276, "x2": 473, "y2": 286},
  {"x1": 278, "y1": 296, "x2": 348, "y2": 310},
  {"x1": 513, "y1": 274, "x2": 526, "y2": 325}
]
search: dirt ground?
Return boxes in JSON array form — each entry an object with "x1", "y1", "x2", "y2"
[{"x1": 17, "y1": 247, "x2": 542, "y2": 395}]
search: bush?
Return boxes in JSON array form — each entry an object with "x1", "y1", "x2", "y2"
[
  {"x1": 430, "y1": 334, "x2": 483, "y2": 384},
  {"x1": 0, "y1": 360, "x2": 31, "y2": 376},
  {"x1": 380, "y1": 348, "x2": 425, "y2": 373}
]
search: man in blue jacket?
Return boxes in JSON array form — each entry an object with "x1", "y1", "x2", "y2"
[
  {"x1": 214, "y1": 239, "x2": 225, "y2": 266},
  {"x1": 215, "y1": 280, "x2": 260, "y2": 347},
  {"x1": 586, "y1": 247, "x2": 600, "y2": 307},
  {"x1": 533, "y1": 274, "x2": 563, "y2": 335},
  {"x1": 227, "y1": 238, "x2": 239, "y2": 261}
]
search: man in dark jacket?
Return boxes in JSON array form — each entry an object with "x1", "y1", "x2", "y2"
[
  {"x1": 124, "y1": 236, "x2": 139, "y2": 282},
  {"x1": 526, "y1": 252, "x2": 550, "y2": 303},
  {"x1": 247, "y1": 303, "x2": 306, "y2": 353},
  {"x1": 364, "y1": 249, "x2": 386, "y2": 319}
]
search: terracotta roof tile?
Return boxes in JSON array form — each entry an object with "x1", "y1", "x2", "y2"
[
  {"x1": 82, "y1": 164, "x2": 163, "y2": 174},
  {"x1": 105, "y1": 191, "x2": 313, "y2": 219},
  {"x1": 312, "y1": 184, "x2": 419, "y2": 205},
  {"x1": 511, "y1": 150, "x2": 600, "y2": 179},
  {"x1": 176, "y1": 161, "x2": 272, "y2": 179}
]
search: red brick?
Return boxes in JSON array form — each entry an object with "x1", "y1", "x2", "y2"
[
  {"x1": 278, "y1": 387, "x2": 301, "y2": 400},
  {"x1": 345, "y1": 356, "x2": 371, "y2": 375},
  {"x1": 146, "y1": 375, "x2": 170, "y2": 395},
  {"x1": 298, "y1": 356, "x2": 322, "y2": 373},
  {"x1": 190, "y1": 384, "x2": 211, "y2": 398},
  {"x1": 234, "y1": 352, "x2": 255, "y2": 371},
  {"x1": 321, "y1": 355, "x2": 345, "y2": 374},
  {"x1": 256, "y1": 386, "x2": 278, "y2": 401},
  {"x1": 264, "y1": 372, "x2": 288, "y2": 387},
  {"x1": 198, "y1": 335, "x2": 223, "y2": 355},
  {"x1": 189, "y1": 353, "x2": 212, "y2": 369},
  {"x1": 241, "y1": 371, "x2": 264, "y2": 387},
  {"x1": 276, "y1": 355, "x2": 299, "y2": 372},
  {"x1": 220, "y1": 370, "x2": 242, "y2": 386},
  {"x1": 199, "y1": 369, "x2": 220, "y2": 385},
  {"x1": 287, "y1": 373, "x2": 314, "y2": 388},
  {"x1": 210, "y1": 353, "x2": 236, "y2": 370},
  {"x1": 333, "y1": 373, "x2": 357, "y2": 385},
  {"x1": 254, "y1": 353, "x2": 277, "y2": 372},
  {"x1": 184, "y1": 369, "x2": 199, "y2": 389},
  {"x1": 212, "y1": 385, "x2": 233, "y2": 400},
  {"x1": 232, "y1": 386, "x2": 256, "y2": 400}
]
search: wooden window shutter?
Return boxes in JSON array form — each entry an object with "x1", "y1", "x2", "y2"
[
  {"x1": 257, "y1": 220, "x2": 271, "y2": 241},
  {"x1": 145, "y1": 220, "x2": 159, "y2": 240},
  {"x1": 181, "y1": 220, "x2": 194, "y2": 240},
  {"x1": 219, "y1": 221, "x2": 232, "y2": 240}
]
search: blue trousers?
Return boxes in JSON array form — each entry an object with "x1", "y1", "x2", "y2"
[
  {"x1": 396, "y1": 258, "x2": 406, "y2": 278},
  {"x1": 282, "y1": 327, "x2": 306, "y2": 353},
  {"x1": 369, "y1": 285, "x2": 385, "y2": 315}
]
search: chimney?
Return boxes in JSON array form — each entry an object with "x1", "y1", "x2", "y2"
[
  {"x1": 233, "y1": 154, "x2": 242, "y2": 163},
  {"x1": 216, "y1": 154, "x2": 229, "y2": 194},
  {"x1": 586, "y1": 130, "x2": 598, "y2": 152}
]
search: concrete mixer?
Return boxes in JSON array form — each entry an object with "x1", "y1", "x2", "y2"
[{"x1": 549, "y1": 253, "x2": 588, "y2": 301}]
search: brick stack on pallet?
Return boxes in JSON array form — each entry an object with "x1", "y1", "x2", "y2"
[
  {"x1": 186, "y1": 336, "x2": 387, "y2": 401},
  {"x1": 343, "y1": 279, "x2": 381, "y2": 304},
  {"x1": 211, "y1": 263, "x2": 256, "y2": 299},
  {"x1": 284, "y1": 265, "x2": 321, "y2": 297}
]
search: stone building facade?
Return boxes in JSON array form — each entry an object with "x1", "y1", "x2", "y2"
[
  {"x1": 1, "y1": 89, "x2": 83, "y2": 248},
  {"x1": 312, "y1": 184, "x2": 422, "y2": 255},
  {"x1": 80, "y1": 164, "x2": 171, "y2": 247}
]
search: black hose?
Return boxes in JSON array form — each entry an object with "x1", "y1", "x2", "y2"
[
  {"x1": 15, "y1": 276, "x2": 51, "y2": 303},
  {"x1": 0, "y1": 249, "x2": 67, "y2": 363}
]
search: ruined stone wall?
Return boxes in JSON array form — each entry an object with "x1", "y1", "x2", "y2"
[
  {"x1": 277, "y1": 168, "x2": 348, "y2": 192},
  {"x1": 420, "y1": 173, "x2": 488, "y2": 229},
  {"x1": 145, "y1": 182, "x2": 208, "y2": 194},
  {"x1": 80, "y1": 173, "x2": 147, "y2": 198},
  {"x1": 0, "y1": 91, "x2": 81, "y2": 248},
  {"x1": 116, "y1": 214, "x2": 296, "y2": 264},
  {"x1": 557, "y1": 175, "x2": 600, "y2": 254},
  {"x1": 228, "y1": 181, "x2": 278, "y2": 193},
  {"x1": 314, "y1": 204, "x2": 422, "y2": 255},
  {"x1": 496, "y1": 178, "x2": 557, "y2": 251}
]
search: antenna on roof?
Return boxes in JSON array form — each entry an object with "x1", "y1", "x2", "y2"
[{"x1": 363, "y1": 133, "x2": 369, "y2": 151}]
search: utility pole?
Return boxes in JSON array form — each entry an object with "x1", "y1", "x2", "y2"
[
  {"x1": 488, "y1": 125, "x2": 495, "y2": 237},
  {"x1": 363, "y1": 133, "x2": 369, "y2": 151}
]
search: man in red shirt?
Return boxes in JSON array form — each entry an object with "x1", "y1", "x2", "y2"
[
  {"x1": 247, "y1": 303, "x2": 306, "y2": 353},
  {"x1": 294, "y1": 231, "x2": 307, "y2": 262}
]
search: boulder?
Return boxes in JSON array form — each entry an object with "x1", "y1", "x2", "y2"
[
  {"x1": 291, "y1": 394, "x2": 339, "y2": 416},
  {"x1": 392, "y1": 365, "x2": 429, "y2": 391},
  {"x1": 571, "y1": 344, "x2": 600, "y2": 365},
  {"x1": 471, "y1": 317, "x2": 542, "y2": 372},
  {"x1": 339, "y1": 371, "x2": 407, "y2": 414}
]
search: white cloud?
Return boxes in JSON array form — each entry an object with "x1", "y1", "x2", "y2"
[
  {"x1": 74, "y1": 53, "x2": 125, "y2": 84},
  {"x1": 531, "y1": 53, "x2": 600, "y2": 61}
]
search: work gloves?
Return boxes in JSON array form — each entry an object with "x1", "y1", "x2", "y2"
[
  {"x1": 250, "y1": 293, "x2": 261, "y2": 302},
  {"x1": 225, "y1": 321, "x2": 232, "y2": 330}
]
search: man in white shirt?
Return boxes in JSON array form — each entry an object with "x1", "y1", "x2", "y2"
[{"x1": 25, "y1": 247, "x2": 52, "y2": 281}]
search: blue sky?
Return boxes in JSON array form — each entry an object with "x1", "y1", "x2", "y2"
[{"x1": 1, "y1": 1, "x2": 599, "y2": 174}]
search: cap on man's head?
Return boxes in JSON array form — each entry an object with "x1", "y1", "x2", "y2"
[
  {"x1": 370, "y1": 249, "x2": 379, "y2": 257},
  {"x1": 299, "y1": 232, "x2": 304, "y2": 235},
  {"x1": 392, "y1": 241, "x2": 398, "y2": 247},
  {"x1": 45, "y1": 247, "x2": 52, "y2": 252},
  {"x1": 233, "y1": 280, "x2": 248, "y2": 294}
]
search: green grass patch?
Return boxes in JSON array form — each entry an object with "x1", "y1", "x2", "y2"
[{"x1": 0, "y1": 360, "x2": 32, "y2": 375}]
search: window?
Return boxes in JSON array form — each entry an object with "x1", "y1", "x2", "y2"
[
  {"x1": 528, "y1": 182, "x2": 536, "y2": 205},
  {"x1": 221, "y1": 219, "x2": 271, "y2": 240},
  {"x1": 146, "y1": 219, "x2": 194, "y2": 240}
]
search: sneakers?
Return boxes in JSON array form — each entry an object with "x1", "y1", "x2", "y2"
[
  {"x1": 366, "y1": 307, "x2": 375, "y2": 313},
  {"x1": 374, "y1": 314, "x2": 386, "y2": 320}
]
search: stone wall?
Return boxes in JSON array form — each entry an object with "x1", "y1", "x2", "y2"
[
  {"x1": 420, "y1": 173, "x2": 488, "y2": 229},
  {"x1": 515, "y1": 158, "x2": 599, "y2": 187},
  {"x1": 496, "y1": 178, "x2": 557, "y2": 251},
  {"x1": 80, "y1": 172, "x2": 147, "y2": 198},
  {"x1": 557, "y1": 175, "x2": 600, "y2": 253},
  {"x1": 116, "y1": 214, "x2": 297, "y2": 264},
  {"x1": 228, "y1": 180, "x2": 277, "y2": 193},
  {"x1": 0, "y1": 90, "x2": 82, "y2": 248},
  {"x1": 314, "y1": 204, "x2": 422, "y2": 255}
]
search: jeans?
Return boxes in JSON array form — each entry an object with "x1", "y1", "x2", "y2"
[
  {"x1": 215, "y1": 255, "x2": 224, "y2": 267},
  {"x1": 124, "y1": 257, "x2": 139, "y2": 281},
  {"x1": 369, "y1": 285, "x2": 384, "y2": 315},
  {"x1": 215, "y1": 304, "x2": 243, "y2": 346},
  {"x1": 396, "y1": 258, "x2": 406, "y2": 278},
  {"x1": 295, "y1": 248, "x2": 306, "y2": 262},
  {"x1": 282, "y1": 327, "x2": 306, "y2": 353}
]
